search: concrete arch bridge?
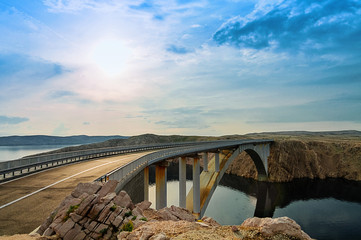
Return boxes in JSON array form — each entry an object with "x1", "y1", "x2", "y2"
[{"x1": 97, "y1": 139, "x2": 273, "y2": 218}]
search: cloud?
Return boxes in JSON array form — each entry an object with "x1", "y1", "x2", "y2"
[
  {"x1": 166, "y1": 44, "x2": 192, "y2": 54},
  {"x1": 143, "y1": 107, "x2": 210, "y2": 129},
  {"x1": 213, "y1": 0, "x2": 361, "y2": 54},
  {"x1": 42, "y1": 0, "x2": 133, "y2": 13},
  {"x1": 236, "y1": 94, "x2": 361, "y2": 124},
  {"x1": 0, "y1": 53, "x2": 65, "y2": 85},
  {"x1": 0, "y1": 115, "x2": 29, "y2": 125},
  {"x1": 52, "y1": 123, "x2": 69, "y2": 136},
  {"x1": 49, "y1": 90, "x2": 76, "y2": 99}
]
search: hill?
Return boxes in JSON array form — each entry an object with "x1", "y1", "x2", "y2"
[{"x1": 0, "y1": 135, "x2": 127, "y2": 146}]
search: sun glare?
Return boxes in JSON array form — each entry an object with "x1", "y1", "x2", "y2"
[{"x1": 91, "y1": 39, "x2": 130, "y2": 76}]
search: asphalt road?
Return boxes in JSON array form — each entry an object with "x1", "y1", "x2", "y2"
[{"x1": 0, "y1": 151, "x2": 152, "y2": 235}]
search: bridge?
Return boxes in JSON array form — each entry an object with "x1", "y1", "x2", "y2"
[
  {"x1": 0, "y1": 139, "x2": 272, "y2": 234},
  {"x1": 95, "y1": 139, "x2": 272, "y2": 218}
]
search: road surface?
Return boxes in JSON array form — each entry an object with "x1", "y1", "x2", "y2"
[{"x1": 0, "y1": 151, "x2": 151, "y2": 235}]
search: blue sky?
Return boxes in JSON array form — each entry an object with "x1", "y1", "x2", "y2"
[{"x1": 0, "y1": 0, "x2": 360, "y2": 136}]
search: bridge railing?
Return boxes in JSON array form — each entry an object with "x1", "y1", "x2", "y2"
[
  {"x1": 100, "y1": 139, "x2": 273, "y2": 187},
  {"x1": 0, "y1": 141, "x2": 215, "y2": 181}
]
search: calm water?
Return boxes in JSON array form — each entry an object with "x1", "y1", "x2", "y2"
[
  {"x1": 0, "y1": 145, "x2": 76, "y2": 162},
  {"x1": 148, "y1": 163, "x2": 361, "y2": 240}
]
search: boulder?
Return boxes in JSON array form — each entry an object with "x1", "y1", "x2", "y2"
[
  {"x1": 97, "y1": 180, "x2": 118, "y2": 198},
  {"x1": 136, "y1": 200, "x2": 152, "y2": 211},
  {"x1": 241, "y1": 217, "x2": 312, "y2": 240},
  {"x1": 114, "y1": 190, "x2": 134, "y2": 209},
  {"x1": 71, "y1": 182, "x2": 102, "y2": 198}
]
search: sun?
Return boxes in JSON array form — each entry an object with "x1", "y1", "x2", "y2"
[{"x1": 91, "y1": 39, "x2": 130, "y2": 76}]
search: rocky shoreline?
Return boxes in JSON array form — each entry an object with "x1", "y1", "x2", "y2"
[{"x1": 17, "y1": 180, "x2": 312, "y2": 240}]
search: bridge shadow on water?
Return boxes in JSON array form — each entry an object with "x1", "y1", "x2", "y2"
[{"x1": 148, "y1": 162, "x2": 361, "y2": 218}]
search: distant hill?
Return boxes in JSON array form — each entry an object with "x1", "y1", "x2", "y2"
[
  {"x1": 246, "y1": 130, "x2": 361, "y2": 136},
  {"x1": 0, "y1": 135, "x2": 128, "y2": 146}
]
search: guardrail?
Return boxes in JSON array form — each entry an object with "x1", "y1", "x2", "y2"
[
  {"x1": 0, "y1": 141, "x2": 214, "y2": 182},
  {"x1": 97, "y1": 139, "x2": 273, "y2": 189}
]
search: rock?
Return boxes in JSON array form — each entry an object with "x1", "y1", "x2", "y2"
[
  {"x1": 114, "y1": 191, "x2": 134, "y2": 209},
  {"x1": 241, "y1": 217, "x2": 312, "y2": 240},
  {"x1": 132, "y1": 206, "x2": 145, "y2": 218},
  {"x1": 226, "y1": 139, "x2": 361, "y2": 182},
  {"x1": 97, "y1": 202, "x2": 114, "y2": 222},
  {"x1": 76, "y1": 194, "x2": 97, "y2": 216},
  {"x1": 63, "y1": 223, "x2": 81, "y2": 240},
  {"x1": 136, "y1": 200, "x2": 152, "y2": 211},
  {"x1": 155, "y1": 206, "x2": 196, "y2": 222},
  {"x1": 88, "y1": 202, "x2": 106, "y2": 219},
  {"x1": 195, "y1": 222, "x2": 209, "y2": 227},
  {"x1": 139, "y1": 230, "x2": 154, "y2": 240},
  {"x1": 101, "y1": 192, "x2": 117, "y2": 204},
  {"x1": 71, "y1": 182, "x2": 102, "y2": 198},
  {"x1": 118, "y1": 231, "x2": 130, "y2": 239},
  {"x1": 38, "y1": 182, "x2": 313, "y2": 240},
  {"x1": 69, "y1": 213, "x2": 83, "y2": 223},
  {"x1": 112, "y1": 214, "x2": 125, "y2": 228},
  {"x1": 43, "y1": 227, "x2": 55, "y2": 236},
  {"x1": 36, "y1": 212, "x2": 54, "y2": 235},
  {"x1": 149, "y1": 233, "x2": 168, "y2": 240},
  {"x1": 56, "y1": 218, "x2": 75, "y2": 237},
  {"x1": 97, "y1": 180, "x2": 118, "y2": 198},
  {"x1": 201, "y1": 216, "x2": 221, "y2": 227}
]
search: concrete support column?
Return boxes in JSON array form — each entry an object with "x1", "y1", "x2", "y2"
[
  {"x1": 179, "y1": 157, "x2": 187, "y2": 208},
  {"x1": 203, "y1": 152, "x2": 208, "y2": 172},
  {"x1": 193, "y1": 156, "x2": 200, "y2": 214},
  {"x1": 144, "y1": 166, "x2": 149, "y2": 201},
  {"x1": 215, "y1": 152, "x2": 220, "y2": 172},
  {"x1": 156, "y1": 162, "x2": 168, "y2": 210}
]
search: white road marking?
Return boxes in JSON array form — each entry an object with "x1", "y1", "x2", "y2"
[{"x1": 0, "y1": 154, "x2": 142, "y2": 210}]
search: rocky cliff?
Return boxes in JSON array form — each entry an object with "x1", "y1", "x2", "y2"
[{"x1": 226, "y1": 139, "x2": 361, "y2": 182}]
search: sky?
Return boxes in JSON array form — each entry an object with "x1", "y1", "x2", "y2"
[{"x1": 0, "y1": 0, "x2": 360, "y2": 137}]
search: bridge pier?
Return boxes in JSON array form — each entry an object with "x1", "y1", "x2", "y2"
[
  {"x1": 203, "y1": 152, "x2": 208, "y2": 172},
  {"x1": 215, "y1": 152, "x2": 220, "y2": 172},
  {"x1": 179, "y1": 157, "x2": 187, "y2": 208},
  {"x1": 193, "y1": 156, "x2": 200, "y2": 214},
  {"x1": 155, "y1": 161, "x2": 169, "y2": 210},
  {"x1": 144, "y1": 166, "x2": 149, "y2": 201}
]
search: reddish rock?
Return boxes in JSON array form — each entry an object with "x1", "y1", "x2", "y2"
[
  {"x1": 97, "y1": 202, "x2": 114, "y2": 222},
  {"x1": 70, "y1": 212, "x2": 83, "y2": 223},
  {"x1": 112, "y1": 214, "x2": 124, "y2": 228},
  {"x1": 241, "y1": 217, "x2": 312, "y2": 240},
  {"x1": 88, "y1": 202, "x2": 106, "y2": 219},
  {"x1": 97, "y1": 180, "x2": 118, "y2": 198},
  {"x1": 101, "y1": 192, "x2": 117, "y2": 204},
  {"x1": 71, "y1": 182, "x2": 102, "y2": 198},
  {"x1": 42, "y1": 227, "x2": 54, "y2": 236},
  {"x1": 57, "y1": 218, "x2": 75, "y2": 237},
  {"x1": 94, "y1": 223, "x2": 108, "y2": 234},
  {"x1": 114, "y1": 191, "x2": 133, "y2": 209},
  {"x1": 76, "y1": 194, "x2": 97, "y2": 216},
  {"x1": 132, "y1": 206, "x2": 145, "y2": 218},
  {"x1": 63, "y1": 223, "x2": 82, "y2": 240},
  {"x1": 136, "y1": 200, "x2": 152, "y2": 211}
]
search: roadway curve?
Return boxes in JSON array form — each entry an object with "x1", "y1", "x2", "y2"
[{"x1": 0, "y1": 151, "x2": 152, "y2": 235}]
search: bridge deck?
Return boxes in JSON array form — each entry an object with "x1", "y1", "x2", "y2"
[{"x1": 0, "y1": 151, "x2": 152, "y2": 235}]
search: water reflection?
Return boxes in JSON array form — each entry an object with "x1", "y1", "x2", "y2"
[{"x1": 219, "y1": 174, "x2": 361, "y2": 216}]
